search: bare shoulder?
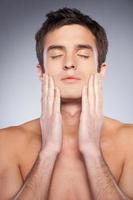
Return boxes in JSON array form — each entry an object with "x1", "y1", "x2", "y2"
[
  {"x1": 117, "y1": 120, "x2": 133, "y2": 152},
  {"x1": 104, "y1": 115, "x2": 133, "y2": 135},
  {"x1": 0, "y1": 118, "x2": 41, "y2": 177},
  {"x1": 0, "y1": 119, "x2": 41, "y2": 198},
  {"x1": 106, "y1": 118, "x2": 133, "y2": 198},
  {"x1": 112, "y1": 117, "x2": 133, "y2": 146},
  {"x1": 103, "y1": 116, "x2": 133, "y2": 151},
  {"x1": 0, "y1": 118, "x2": 41, "y2": 152}
]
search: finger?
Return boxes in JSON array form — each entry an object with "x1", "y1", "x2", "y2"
[
  {"x1": 48, "y1": 76, "x2": 55, "y2": 117},
  {"x1": 53, "y1": 87, "x2": 61, "y2": 115},
  {"x1": 41, "y1": 74, "x2": 45, "y2": 119},
  {"x1": 42, "y1": 74, "x2": 48, "y2": 116},
  {"x1": 88, "y1": 75, "x2": 95, "y2": 115},
  {"x1": 95, "y1": 73, "x2": 103, "y2": 117},
  {"x1": 81, "y1": 85, "x2": 88, "y2": 115}
]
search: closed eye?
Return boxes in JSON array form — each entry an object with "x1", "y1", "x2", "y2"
[
  {"x1": 51, "y1": 55, "x2": 63, "y2": 59},
  {"x1": 77, "y1": 54, "x2": 89, "y2": 58}
]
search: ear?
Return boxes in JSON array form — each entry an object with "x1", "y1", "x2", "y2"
[
  {"x1": 99, "y1": 63, "x2": 107, "y2": 78},
  {"x1": 36, "y1": 64, "x2": 45, "y2": 81}
]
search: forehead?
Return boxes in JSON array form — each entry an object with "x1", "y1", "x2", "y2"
[{"x1": 44, "y1": 24, "x2": 96, "y2": 50}]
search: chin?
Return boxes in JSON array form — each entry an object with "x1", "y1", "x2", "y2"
[
  {"x1": 56, "y1": 81, "x2": 84, "y2": 102},
  {"x1": 60, "y1": 90, "x2": 82, "y2": 103}
]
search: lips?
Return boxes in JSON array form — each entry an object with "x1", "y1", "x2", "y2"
[
  {"x1": 61, "y1": 76, "x2": 81, "y2": 83},
  {"x1": 61, "y1": 76, "x2": 80, "y2": 80}
]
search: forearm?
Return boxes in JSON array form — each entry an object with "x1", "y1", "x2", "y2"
[
  {"x1": 82, "y1": 146, "x2": 129, "y2": 200},
  {"x1": 13, "y1": 150, "x2": 58, "y2": 200}
]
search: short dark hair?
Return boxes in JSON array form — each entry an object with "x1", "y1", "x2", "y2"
[{"x1": 35, "y1": 7, "x2": 108, "y2": 72}]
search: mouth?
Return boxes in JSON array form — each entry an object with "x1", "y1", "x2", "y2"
[{"x1": 61, "y1": 76, "x2": 81, "y2": 83}]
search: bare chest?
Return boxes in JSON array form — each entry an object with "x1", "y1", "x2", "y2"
[
  {"x1": 48, "y1": 153, "x2": 92, "y2": 200},
  {"x1": 48, "y1": 146, "x2": 123, "y2": 200},
  {"x1": 20, "y1": 128, "x2": 124, "y2": 200},
  {"x1": 21, "y1": 142, "x2": 123, "y2": 200}
]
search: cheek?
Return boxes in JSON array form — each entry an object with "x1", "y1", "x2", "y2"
[
  {"x1": 47, "y1": 67, "x2": 57, "y2": 77},
  {"x1": 77, "y1": 56, "x2": 97, "y2": 67},
  {"x1": 44, "y1": 58, "x2": 62, "y2": 75},
  {"x1": 79, "y1": 61, "x2": 97, "y2": 76},
  {"x1": 80, "y1": 66, "x2": 97, "y2": 85},
  {"x1": 48, "y1": 56, "x2": 64, "y2": 66}
]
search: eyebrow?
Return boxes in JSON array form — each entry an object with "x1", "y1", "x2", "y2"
[
  {"x1": 47, "y1": 44, "x2": 93, "y2": 52},
  {"x1": 76, "y1": 44, "x2": 93, "y2": 51},
  {"x1": 47, "y1": 45, "x2": 65, "y2": 52}
]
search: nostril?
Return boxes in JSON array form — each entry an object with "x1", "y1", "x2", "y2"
[{"x1": 63, "y1": 65, "x2": 77, "y2": 70}]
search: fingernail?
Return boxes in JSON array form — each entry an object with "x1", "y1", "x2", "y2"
[
  {"x1": 50, "y1": 76, "x2": 53, "y2": 83},
  {"x1": 84, "y1": 85, "x2": 87, "y2": 90},
  {"x1": 96, "y1": 73, "x2": 99, "y2": 80},
  {"x1": 45, "y1": 74, "x2": 48, "y2": 80},
  {"x1": 90, "y1": 75, "x2": 93, "y2": 80},
  {"x1": 55, "y1": 87, "x2": 58, "y2": 94}
]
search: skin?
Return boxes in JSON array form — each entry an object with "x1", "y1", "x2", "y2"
[{"x1": 0, "y1": 24, "x2": 133, "y2": 199}]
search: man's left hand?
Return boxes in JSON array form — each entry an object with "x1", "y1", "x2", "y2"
[{"x1": 79, "y1": 73, "x2": 104, "y2": 154}]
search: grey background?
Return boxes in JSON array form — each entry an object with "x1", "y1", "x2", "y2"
[{"x1": 0, "y1": 0, "x2": 133, "y2": 128}]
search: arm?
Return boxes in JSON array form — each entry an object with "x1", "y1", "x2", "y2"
[
  {"x1": 118, "y1": 126, "x2": 133, "y2": 199},
  {"x1": 82, "y1": 146, "x2": 128, "y2": 200},
  {"x1": 0, "y1": 129, "x2": 23, "y2": 200},
  {"x1": 79, "y1": 73, "x2": 129, "y2": 200},
  {"x1": 13, "y1": 74, "x2": 62, "y2": 200},
  {"x1": 13, "y1": 150, "x2": 58, "y2": 200},
  {"x1": 0, "y1": 128, "x2": 58, "y2": 200}
]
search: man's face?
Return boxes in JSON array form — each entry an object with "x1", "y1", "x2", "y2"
[{"x1": 43, "y1": 24, "x2": 99, "y2": 100}]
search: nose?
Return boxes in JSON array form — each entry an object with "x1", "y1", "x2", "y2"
[
  {"x1": 63, "y1": 65, "x2": 77, "y2": 70},
  {"x1": 62, "y1": 54, "x2": 77, "y2": 71}
]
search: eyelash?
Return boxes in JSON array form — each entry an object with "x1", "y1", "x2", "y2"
[
  {"x1": 51, "y1": 55, "x2": 62, "y2": 59},
  {"x1": 78, "y1": 55, "x2": 89, "y2": 59},
  {"x1": 51, "y1": 55, "x2": 89, "y2": 59}
]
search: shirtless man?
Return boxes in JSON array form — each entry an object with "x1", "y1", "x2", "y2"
[{"x1": 0, "y1": 7, "x2": 133, "y2": 200}]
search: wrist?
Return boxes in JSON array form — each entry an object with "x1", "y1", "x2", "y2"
[
  {"x1": 39, "y1": 147, "x2": 59, "y2": 162},
  {"x1": 41, "y1": 142, "x2": 61, "y2": 154},
  {"x1": 80, "y1": 143, "x2": 102, "y2": 158}
]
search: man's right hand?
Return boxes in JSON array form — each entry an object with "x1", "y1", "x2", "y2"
[{"x1": 40, "y1": 74, "x2": 62, "y2": 154}]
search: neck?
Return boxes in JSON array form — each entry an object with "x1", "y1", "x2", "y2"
[
  {"x1": 61, "y1": 99, "x2": 81, "y2": 128},
  {"x1": 60, "y1": 99, "x2": 82, "y2": 154}
]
